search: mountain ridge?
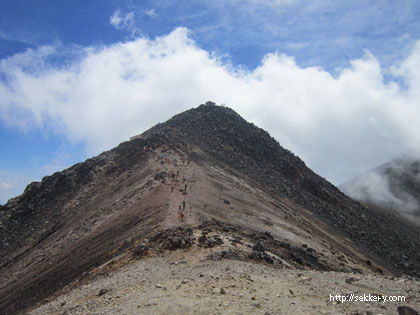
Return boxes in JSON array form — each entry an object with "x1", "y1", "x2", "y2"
[
  {"x1": 138, "y1": 102, "x2": 420, "y2": 277},
  {"x1": 1, "y1": 102, "x2": 419, "y2": 314}
]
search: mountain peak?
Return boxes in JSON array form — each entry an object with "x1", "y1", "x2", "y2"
[
  {"x1": 139, "y1": 101, "x2": 297, "y2": 167},
  {"x1": 141, "y1": 101, "x2": 241, "y2": 135},
  {"x1": 1, "y1": 102, "x2": 420, "y2": 314}
]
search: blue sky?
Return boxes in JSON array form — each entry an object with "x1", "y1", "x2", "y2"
[{"x1": 1, "y1": 0, "x2": 420, "y2": 203}]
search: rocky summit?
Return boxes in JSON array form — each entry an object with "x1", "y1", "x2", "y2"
[{"x1": 0, "y1": 102, "x2": 419, "y2": 314}]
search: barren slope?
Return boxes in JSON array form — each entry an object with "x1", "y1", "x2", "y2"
[
  {"x1": 140, "y1": 103, "x2": 420, "y2": 278},
  {"x1": 30, "y1": 250, "x2": 420, "y2": 315},
  {"x1": 1, "y1": 102, "x2": 419, "y2": 314}
]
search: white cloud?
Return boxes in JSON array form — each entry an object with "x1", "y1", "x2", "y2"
[
  {"x1": 340, "y1": 171, "x2": 415, "y2": 211},
  {"x1": 110, "y1": 9, "x2": 135, "y2": 31},
  {"x1": 248, "y1": 0, "x2": 300, "y2": 6},
  {"x1": 143, "y1": 9, "x2": 157, "y2": 18},
  {"x1": 339, "y1": 158, "x2": 420, "y2": 225},
  {"x1": 1, "y1": 27, "x2": 420, "y2": 187}
]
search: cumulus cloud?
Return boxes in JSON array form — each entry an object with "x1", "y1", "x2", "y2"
[
  {"x1": 110, "y1": 9, "x2": 135, "y2": 31},
  {"x1": 1, "y1": 27, "x2": 420, "y2": 188}
]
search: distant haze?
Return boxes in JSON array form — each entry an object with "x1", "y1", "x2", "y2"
[{"x1": 340, "y1": 157, "x2": 420, "y2": 226}]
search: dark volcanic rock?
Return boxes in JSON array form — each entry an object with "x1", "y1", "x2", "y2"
[
  {"x1": 253, "y1": 242, "x2": 265, "y2": 253},
  {"x1": 97, "y1": 288, "x2": 109, "y2": 296},
  {"x1": 149, "y1": 226, "x2": 195, "y2": 251},
  {"x1": 397, "y1": 305, "x2": 419, "y2": 315},
  {"x1": 132, "y1": 243, "x2": 150, "y2": 258}
]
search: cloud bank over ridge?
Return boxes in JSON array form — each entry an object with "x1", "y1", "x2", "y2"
[
  {"x1": 340, "y1": 158, "x2": 420, "y2": 226},
  {"x1": 1, "y1": 27, "x2": 420, "y2": 187}
]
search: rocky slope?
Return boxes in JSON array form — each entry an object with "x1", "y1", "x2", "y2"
[
  {"x1": 1, "y1": 102, "x2": 419, "y2": 314},
  {"x1": 140, "y1": 103, "x2": 420, "y2": 276}
]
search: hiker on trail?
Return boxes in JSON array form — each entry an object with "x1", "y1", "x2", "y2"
[
  {"x1": 184, "y1": 184, "x2": 187, "y2": 192},
  {"x1": 172, "y1": 173, "x2": 175, "y2": 180},
  {"x1": 180, "y1": 211, "x2": 184, "y2": 222},
  {"x1": 182, "y1": 200, "x2": 186, "y2": 210},
  {"x1": 178, "y1": 201, "x2": 182, "y2": 211}
]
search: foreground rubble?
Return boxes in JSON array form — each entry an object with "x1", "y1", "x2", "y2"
[{"x1": 30, "y1": 247, "x2": 420, "y2": 315}]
